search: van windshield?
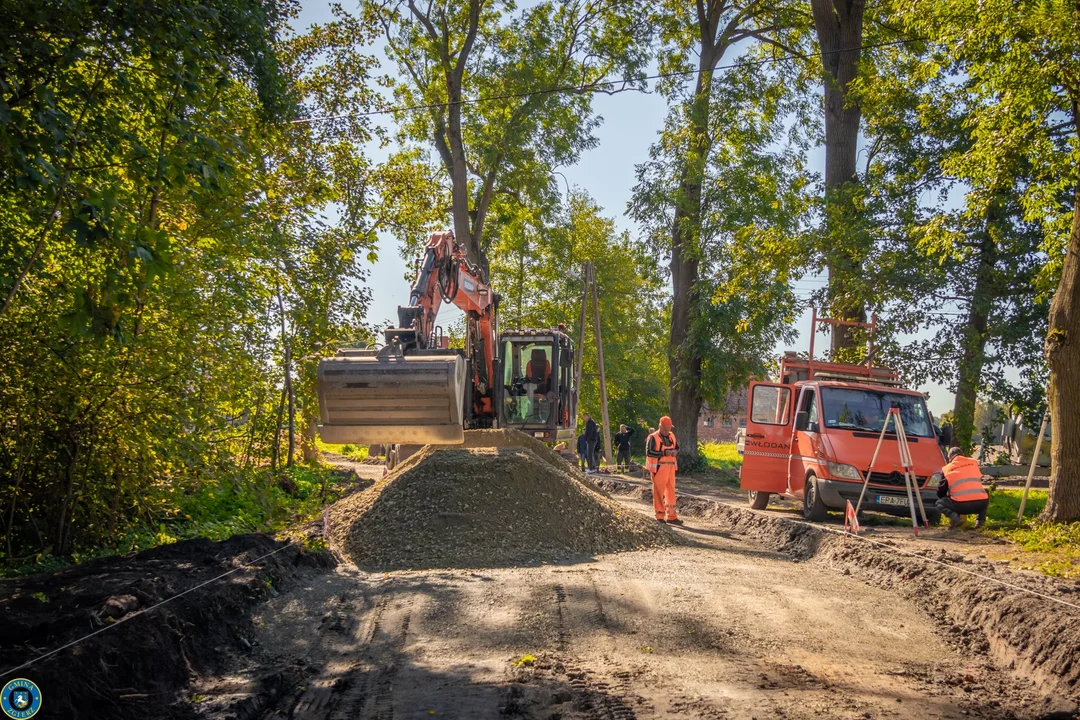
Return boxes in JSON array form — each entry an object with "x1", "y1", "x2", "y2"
[{"x1": 820, "y1": 387, "x2": 933, "y2": 437}]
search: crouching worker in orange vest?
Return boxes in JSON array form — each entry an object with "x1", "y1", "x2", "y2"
[
  {"x1": 936, "y1": 447, "x2": 990, "y2": 529},
  {"x1": 646, "y1": 417, "x2": 682, "y2": 525}
]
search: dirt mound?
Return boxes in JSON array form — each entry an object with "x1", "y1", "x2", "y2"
[
  {"x1": 0, "y1": 534, "x2": 333, "y2": 719},
  {"x1": 325, "y1": 445, "x2": 671, "y2": 570}
]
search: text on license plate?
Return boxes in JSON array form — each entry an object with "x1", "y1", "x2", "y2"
[{"x1": 876, "y1": 495, "x2": 908, "y2": 507}]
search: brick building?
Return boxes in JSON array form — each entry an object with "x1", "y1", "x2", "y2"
[{"x1": 698, "y1": 387, "x2": 749, "y2": 443}]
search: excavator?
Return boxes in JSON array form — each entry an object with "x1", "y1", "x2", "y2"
[{"x1": 317, "y1": 231, "x2": 578, "y2": 469}]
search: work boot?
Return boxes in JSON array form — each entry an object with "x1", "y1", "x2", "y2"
[
  {"x1": 975, "y1": 510, "x2": 987, "y2": 529},
  {"x1": 947, "y1": 512, "x2": 963, "y2": 529},
  {"x1": 666, "y1": 518, "x2": 684, "y2": 526},
  {"x1": 656, "y1": 518, "x2": 667, "y2": 524}
]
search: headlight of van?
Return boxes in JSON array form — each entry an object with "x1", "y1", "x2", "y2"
[
  {"x1": 827, "y1": 462, "x2": 862, "y2": 481},
  {"x1": 927, "y1": 471, "x2": 943, "y2": 488}
]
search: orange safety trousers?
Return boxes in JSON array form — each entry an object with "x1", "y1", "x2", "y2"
[{"x1": 652, "y1": 464, "x2": 678, "y2": 521}]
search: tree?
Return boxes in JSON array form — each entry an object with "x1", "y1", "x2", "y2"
[
  {"x1": 0, "y1": 1, "x2": 380, "y2": 558},
  {"x1": 489, "y1": 190, "x2": 669, "y2": 453},
  {"x1": 358, "y1": 0, "x2": 651, "y2": 272},
  {"x1": 896, "y1": 0, "x2": 1080, "y2": 521},
  {"x1": 850, "y1": 43, "x2": 1049, "y2": 453},
  {"x1": 811, "y1": 0, "x2": 870, "y2": 352},
  {"x1": 630, "y1": 0, "x2": 812, "y2": 465}
]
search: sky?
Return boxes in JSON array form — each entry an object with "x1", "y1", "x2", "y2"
[{"x1": 293, "y1": 1, "x2": 964, "y2": 416}]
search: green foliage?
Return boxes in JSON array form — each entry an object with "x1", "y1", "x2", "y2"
[
  {"x1": 0, "y1": 1, "x2": 382, "y2": 562},
  {"x1": 512, "y1": 653, "x2": 537, "y2": 668},
  {"x1": 631, "y1": 34, "x2": 813, "y2": 412},
  {"x1": 1, "y1": 463, "x2": 343, "y2": 577},
  {"x1": 317, "y1": 440, "x2": 370, "y2": 462},
  {"x1": 354, "y1": 0, "x2": 652, "y2": 269},
  {"x1": 850, "y1": 39, "x2": 1051, "y2": 441},
  {"x1": 490, "y1": 190, "x2": 668, "y2": 454}
]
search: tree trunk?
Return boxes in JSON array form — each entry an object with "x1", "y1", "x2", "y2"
[
  {"x1": 271, "y1": 385, "x2": 285, "y2": 472},
  {"x1": 1042, "y1": 174, "x2": 1080, "y2": 522},
  {"x1": 242, "y1": 396, "x2": 262, "y2": 469},
  {"x1": 276, "y1": 287, "x2": 295, "y2": 468},
  {"x1": 286, "y1": 346, "x2": 295, "y2": 468},
  {"x1": 301, "y1": 415, "x2": 318, "y2": 462},
  {"x1": 445, "y1": 82, "x2": 475, "y2": 263},
  {"x1": 54, "y1": 437, "x2": 79, "y2": 556},
  {"x1": 952, "y1": 202, "x2": 1000, "y2": 452},
  {"x1": 669, "y1": 57, "x2": 714, "y2": 469},
  {"x1": 811, "y1": 0, "x2": 867, "y2": 353}
]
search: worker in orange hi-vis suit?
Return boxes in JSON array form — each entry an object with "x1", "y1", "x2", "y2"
[{"x1": 645, "y1": 416, "x2": 682, "y2": 525}]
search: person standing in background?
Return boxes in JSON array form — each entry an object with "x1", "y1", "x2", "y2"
[
  {"x1": 583, "y1": 413, "x2": 599, "y2": 473},
  {"x1": 613, "y1": 424, "x2": 635, "y2": 472},
  {"x1": 576, "y1": 432, "x2": 588, "y2": 472}
]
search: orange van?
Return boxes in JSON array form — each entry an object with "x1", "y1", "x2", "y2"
[{"x1": 739, "y1": 350, "x2": 947, "y2": 524}]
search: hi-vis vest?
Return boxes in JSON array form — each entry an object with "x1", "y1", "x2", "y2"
[
  {"x1": 943, "y1": 456, "x2": 989, "y2": 502},
  {"x1": 646, "y1": 431, "x2": 678, "y2": 473}
]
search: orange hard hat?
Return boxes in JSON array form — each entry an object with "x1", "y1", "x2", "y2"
[{"x1": 659, "y1": 415, "x2": 673, "y2": 429}]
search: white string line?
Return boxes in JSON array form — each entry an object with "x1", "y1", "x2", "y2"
[
  {"x1": 621, "y1": 479, "x2": 1080, "y2": 613},
  {"x1": 1, "y1": 541, "x2": 296, "y2": 679},
  {"x1": 824, "y1": 524, "x2": 1080, "y2": 612}
]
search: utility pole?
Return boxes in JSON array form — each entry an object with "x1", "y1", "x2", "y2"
[
  {"x1": 574, "y1": 267, "x2": 587, "y2": 397},
  {"x1": 574, "y1": 262, "x2": 612, "y2": 464},
  {"x1": 589, "y1": 263, "x2": 613, "y2": 464}
]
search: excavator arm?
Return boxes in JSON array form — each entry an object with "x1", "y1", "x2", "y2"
[{"x1": 317, "y1": 232, "x2": 497, "y2": 446}]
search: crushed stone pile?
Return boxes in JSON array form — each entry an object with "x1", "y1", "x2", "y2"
[
  {"x1": 459, "y1": 428, "x2": 576, "y2": 472},
  {"x1": 325, "y1": 441, "x2": 671, "y2": 570}
]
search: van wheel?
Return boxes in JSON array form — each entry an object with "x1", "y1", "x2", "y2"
[
  {"x1": 748, "y1": 490, "x2": 770, "y2": 510},
  {"x1": 802, "y1": 475, "x2": 828, "y2": 522}
]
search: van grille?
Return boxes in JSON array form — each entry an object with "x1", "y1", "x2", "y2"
[{"x1": 868, "y1": 471, "x2": 927, "y2": 487}]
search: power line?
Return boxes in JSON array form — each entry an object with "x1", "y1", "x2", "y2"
[{"x1": 288, "y1": 38, "x2": 919, "y2": 125}]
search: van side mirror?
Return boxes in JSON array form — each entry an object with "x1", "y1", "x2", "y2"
[{"x1": 794, "y1": 411, "x2": 809, "y2": 432}]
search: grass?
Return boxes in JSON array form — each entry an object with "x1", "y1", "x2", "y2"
[
  {"x1": 700, "y1": 442, "x2": 741, "y2": 472},
  {"x1": 1, "y1": 463, "x2": 350, "y2": 579},
  {"x1": 981, "y1": 488, "x2": 1080, "y2": 578},
  {"x1": 316, "y1": 438, "x2": 370, "y2": 462}
]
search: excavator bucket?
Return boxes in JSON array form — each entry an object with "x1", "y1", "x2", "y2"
[{"x1": 317, "y1": 349, "x2": 467, "y2": 445}]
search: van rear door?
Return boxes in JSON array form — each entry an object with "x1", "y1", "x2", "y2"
[{"x1": 740, "y1": 382, "x2": 794, "y2": 494}]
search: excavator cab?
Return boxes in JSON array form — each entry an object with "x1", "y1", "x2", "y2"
[{"x1": 497, "y1": 329, "x2": 577, "y2": 443}]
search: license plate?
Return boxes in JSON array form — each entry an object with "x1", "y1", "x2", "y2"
[{"x1": 876, "y1": 495, "x2": 909, "y2": 507}]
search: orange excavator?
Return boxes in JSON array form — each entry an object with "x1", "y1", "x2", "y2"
[{"x1": 317, "y1": 231, "x2": 578, "y2": 467}]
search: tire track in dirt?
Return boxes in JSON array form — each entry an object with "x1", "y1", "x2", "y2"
[
  {"x1": 270, "y1": 587, "x2": 417, "y2": 720},
  {"x1": 585, "y1": 573, "x2": 644, "y2": 718},
  {"x1": 553, "y1": 583, "x2": 569, "y2": 652},
  {"x1": 281, "y1": 589, "x2": 389, "y2": 719},
  {"x1": 537, "y1": 576, "x2": 647, "y2": 720},
  {"x1": 355, "y1": 595, "x2": 414, "y2": 720}
]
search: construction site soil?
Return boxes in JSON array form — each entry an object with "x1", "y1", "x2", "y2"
[
  {"x1": 3, "y1": 433, "x2": 1078, "y2": 720},
  {"x1": 0, "y1": 535, "x2": 333, "y2": 720},
  {"x1": 324, "y1": 433, "x2": 672, "y2": 570}
]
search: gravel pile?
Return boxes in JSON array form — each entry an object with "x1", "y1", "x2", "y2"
[
  {"x1": 459, "y1": 428, "x2": 575, "y2": 472},
  {"x1": 325, "y1": 442, "x2": 670, "y2": 570}
]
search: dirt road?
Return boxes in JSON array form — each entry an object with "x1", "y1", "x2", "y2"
[{"x1": 195, "y1": 496, "x2": 1066, "y2": 720}]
